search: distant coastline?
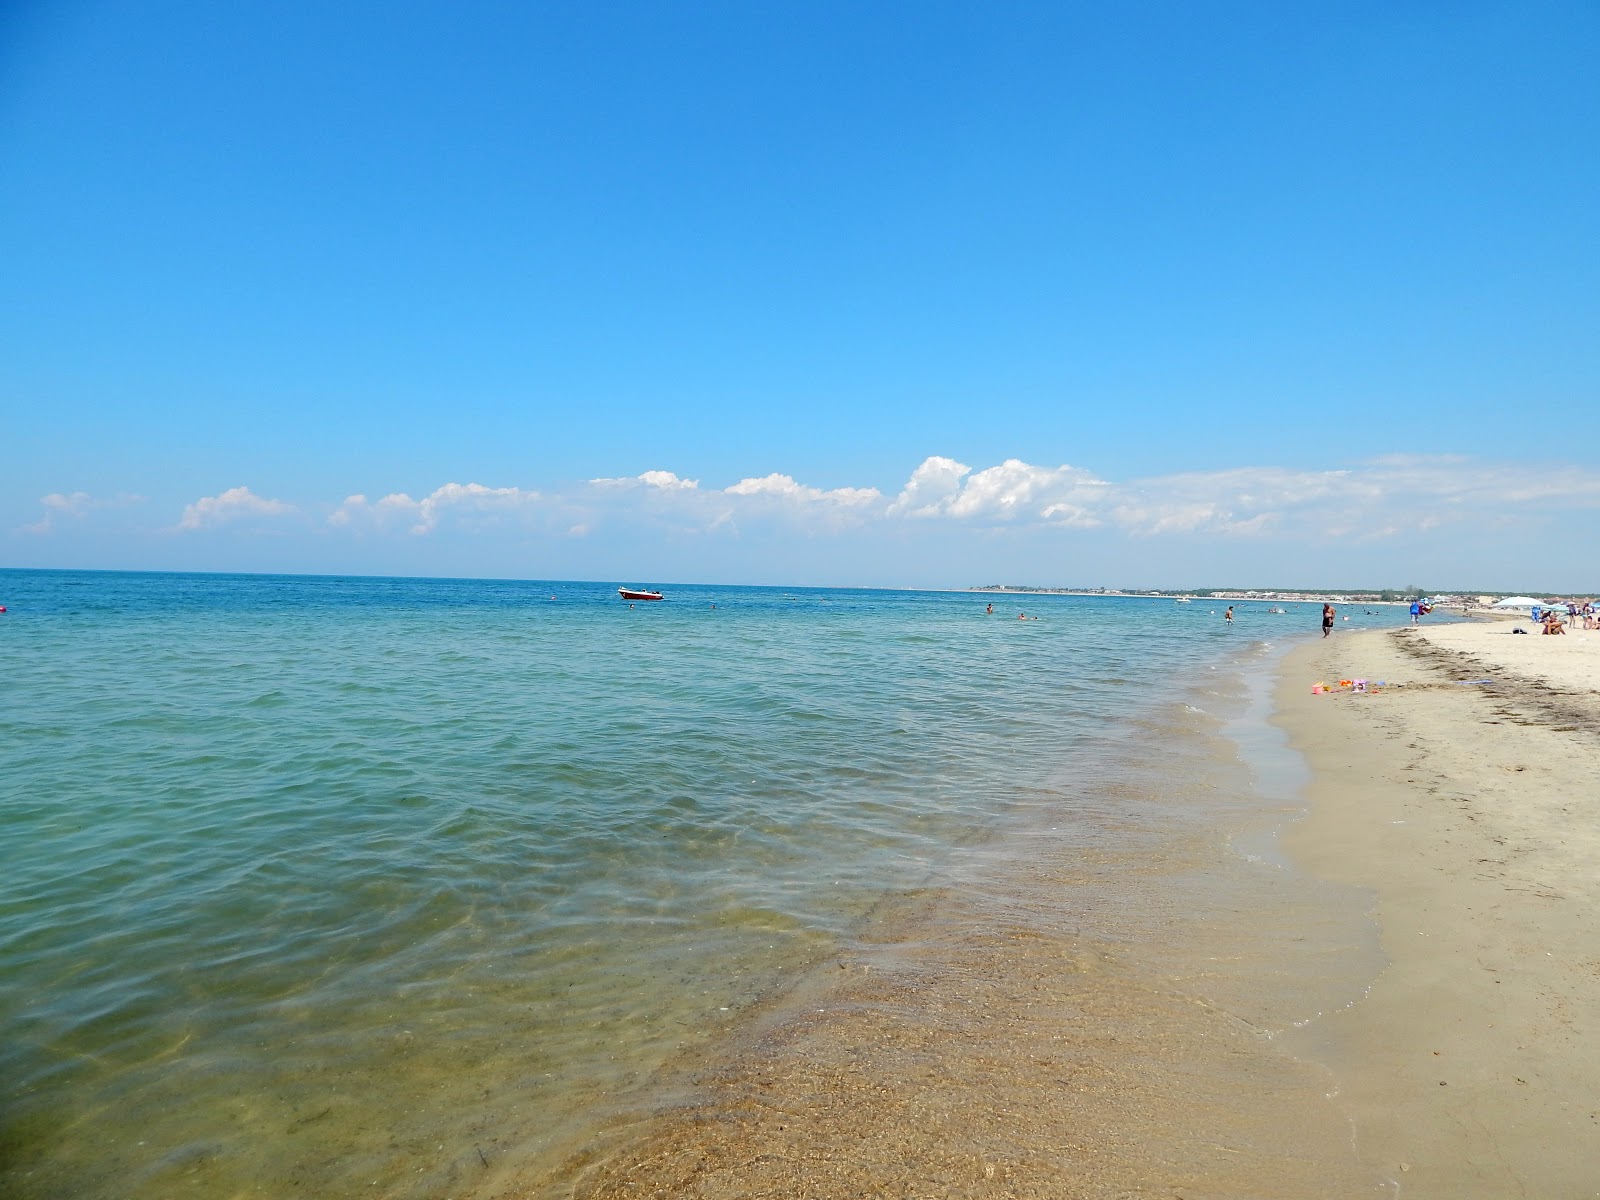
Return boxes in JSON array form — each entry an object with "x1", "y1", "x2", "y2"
[
  {"x1": 965, "y1": 584, "x2": 1562, "y2": 607},
  {"x1": 966, "y1": 585, "x2": 1410, "y2": 604}
]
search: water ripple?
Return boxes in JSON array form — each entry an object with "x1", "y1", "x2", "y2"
[{"x1": 0, "y1": 571, "x2": 1412, "y2": 1199}]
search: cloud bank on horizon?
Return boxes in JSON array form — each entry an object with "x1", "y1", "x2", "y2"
[{"x1": 20, "y1": 454, "x2": 1600, "y2": 553}]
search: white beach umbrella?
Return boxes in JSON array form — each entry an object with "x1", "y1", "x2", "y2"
[{"x1": 1490, "y1": 596, "x2": 1545, "y2": 608}]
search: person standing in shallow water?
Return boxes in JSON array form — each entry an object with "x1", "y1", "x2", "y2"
[
  {"x1": 1322, "y1": 603, "x2": 1336, "y2": 638},
  {"x1": 1224, "y1": 606, "x2": 1233, "y2": 624}
]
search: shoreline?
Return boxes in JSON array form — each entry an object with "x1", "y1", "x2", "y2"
[
  {"x1": 1275, "y1": 624, "x2": 1600, "y2": 1194},
  {"x1": 504, "y1": 621, "x2": 1600, "y2": 1198},
  {"x1": 501, "y1": 643, "x2": 1401, "y2": 1198}
]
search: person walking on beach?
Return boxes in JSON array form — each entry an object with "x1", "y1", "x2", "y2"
[
  {"x1": 1224, "y1": 606, "x2": 1234, "y2": 624},
  {"x1": 1322, "y1": 603, "x2": 1336, "y2": 638},
  {"x1": 1409, "y1": 600, "x2": 1422, "y2": 625}
]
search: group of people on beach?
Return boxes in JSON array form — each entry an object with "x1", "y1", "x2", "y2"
[{"x1": 1533, "y1": 599, "x2": 1596, "y2": 634}]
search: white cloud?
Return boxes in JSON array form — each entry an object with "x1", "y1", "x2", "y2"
[
  {"x1": 1361, "y1": 457, "x2": 1600, "y2": 507},
  {"x1": 589, "y1": 469, "x2": 699, "y2": 490},
  {"x1": 878, "y1": 453, "x2": 1600, "y2": 540},
  {"x1": 700, "y1": 474, "x2": 883, "y2": 537},
  {"x1": 1104, "y1": 466, "x2": 1346, "y2": 537},
  {"x1": 131, "y1": 454, "x2": 1600, "y2": 554},
  {"x1": 177, "y1": 487, "x2": 295, "y2": 531},
  {"x1": 1104, "y1": 456, "x2": 1600, "y2": 538},
  {"x1": 723, "y1": 473, "x2": 882, "y2": 506},
  {"x1": 1038, "y1": 501, "x2": 1102, "y2": 528},
  {"x1": 946, "y1": 459, "x2": 1107, "y2": 522},
  {"x1": 886, "y1": 456, "x2": 971, "y2": 517},
  {"x1": 326, "y1": 494, "x2": 367, "y2": 527},
  {"x1": 330, "y1": 482, "x2": 540, "y2": 534},
  {"x1": 42, "y1": 491, "x2": 96, "y2": 515},
  {"x1": 23, "y1": 491, "x2": 143, "y2": 534},
  {"x1": 640, "y1": 470, "x2": 697, "y2": 490},
  {"x1": 889, "y1": 456, "x2": 1107, "y2": 525},
  {"x1": 26, "y1": 491, "x2": 95, "y2": 535}
]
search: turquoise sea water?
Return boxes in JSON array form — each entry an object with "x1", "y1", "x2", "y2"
[{"x1": 0, "y1": 571, "x2": 1410, "y2": 1198}]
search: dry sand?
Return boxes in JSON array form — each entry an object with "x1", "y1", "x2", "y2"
[{"x1": 1277, "y1": 621, "x2": 1600, "y2": 1196}]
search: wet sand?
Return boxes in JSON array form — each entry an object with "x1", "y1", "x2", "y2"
[
  {"x1": 1276, "y1": 623, "x2": 1600, "y2": 1195},
  {"x1": 498, "y1": 678, "x2": 1396, "y2": 1199}
]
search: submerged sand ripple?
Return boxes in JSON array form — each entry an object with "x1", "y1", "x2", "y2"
[{"x1": 544, "y1": 913, "x2": 1380, "y2": 1199}]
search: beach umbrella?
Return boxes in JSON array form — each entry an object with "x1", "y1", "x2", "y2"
[{"x1": 1490, "y1": 596, "x2": 1545, "y2": 608}]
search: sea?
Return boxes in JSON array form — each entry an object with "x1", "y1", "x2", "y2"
[{"x1": 0, "y1": 571, "x2": 1415, "y2": 1198}]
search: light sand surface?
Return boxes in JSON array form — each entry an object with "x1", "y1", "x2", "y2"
[
  {"x1": 1419, "y1": 616, "x2": 1600, "y2": 696},
  {"x1": 1278, "y1": 625, "x2": 1600, "y2": 1197}
]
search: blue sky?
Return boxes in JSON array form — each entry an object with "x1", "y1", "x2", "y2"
[{"x1": 3, "y1": 1, "x2": 1597, "y2": 589}]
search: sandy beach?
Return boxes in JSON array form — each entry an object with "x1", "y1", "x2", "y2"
[{"x1": 1277, "y1": 620, "x2": 1600, "y2": 1196}]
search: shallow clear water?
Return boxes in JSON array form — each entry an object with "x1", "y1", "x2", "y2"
[{"x1": 0, "y1": 572, "x2": 1409, "y2": 1197}]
